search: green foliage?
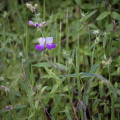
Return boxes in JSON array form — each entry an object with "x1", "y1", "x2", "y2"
[{"x1": 0, "y1": 0, "x2": 120, "y2": 120}]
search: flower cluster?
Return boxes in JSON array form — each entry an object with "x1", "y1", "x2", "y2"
[
  {"x1": 28, "y1": 20, "x2": 46, "y2": 28},
  {"x1": 26, "y1": 3, "x2": 56, "y2": 51},
  {"x1": 1, "y1": 85, "x2": 10, "y2": 93},
  {"x1": 26, "y1": 3, "x2": 38, "y2": 13},
  {"x1": 35, "y1": 37, "x2": 56, "y2": 51},
  {"x1": 5, "y1": 105, "x2": 13, "y2": 111},
  {"x1": 102, "y1": 55, "x2": 112, "y2": 68},
  {"x1": 92, "y1": 30, "x2": 99, "y2": 35}
]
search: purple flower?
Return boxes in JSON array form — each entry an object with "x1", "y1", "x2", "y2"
[
  {"x1": 5, "y1": 105, "x2": 13, "y2": 111},
  {"x1": 35, "y1": 37, "x2": 56, "y2": 51},
  {"x1": 28, "y1": 20, "x2": 46, "y2": 28},
  {"x1": 28, "y1": 20, "x2": 34, "y2": 26},
  {"x1": 46, "y1": 37, "x2": 56, "y2": 50},
  {"x1": 35, "y1": 23, "x2": 39, "y2": 27},
  {"x1": 5, "y1": 106, "x2": 9, "y2": 110},
  {"x1": 35, "y1": 38, "x2": 45, "y2": 51}
]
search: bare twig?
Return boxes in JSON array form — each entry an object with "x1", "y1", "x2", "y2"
[{"x1": 72, "y1": 103, "x2": 79, "y2": 120}]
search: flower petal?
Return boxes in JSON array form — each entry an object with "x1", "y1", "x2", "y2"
[
  {"x1": 51, "y1": 43, "x2": 56, "y2": 48},
  {"x1": 38, "y1": 38, "x2": 46, "y2": 45},
  {"x1": 38, "y1": 45, "x2": 45, "y2": 51},
  {"x1": 35, "y1": 44, "x2": 40, "y2": 49},
  {"x1": 46, "y1": 37, "x2": 53, "y2": 44},
  {"x1": 46, "y1": 44, "x2": 52, "y2": 50},
  {"x1": 35, "y1": 23, "x2": 39, "y2": 27},
  {"x1": 35, "y1": 44, "x2": 44, "y2": 51},
  {"x1": 28, "y1": 20, "x2": 34, "y2": 26}
]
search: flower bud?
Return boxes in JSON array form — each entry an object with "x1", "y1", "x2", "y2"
[
  {"x1": 34, "y1": 4, "x2": 38, "y2": 8},
  {"x1": 5, "y1": 106, "x2": 10, "y2": 110}
]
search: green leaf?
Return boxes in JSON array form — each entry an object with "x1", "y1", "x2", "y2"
[
  {"x1": 56, "y1": 63, "x2": 68, "y2": 70},
  {"x1": 71, "y1": 49, "x2": 75, "y2": 60},
  {"x1": 13, "y1": 91, "x2": 21, "y2": 97},
  {"x1": 112, "y1": 12, "x2": 120, "y2": 20},
  {"x1": 65, "y1": 105, "x2": 72, "y2": 120},
  {"x1": 50, "y1": 84, "x2": 59, "y2": 94},
  {"x1": 35, "y1": 100, "x2": 39, "y2": 109},
  {"x1": 32, "y1": 62, "x2": 51, "y2": 68},
  {"x1": 118, "y1": 56, "x2": 120, "y2": 65},
  {"x1": 14, "y1": 105, "x2": 26, "y2": 110},
  {"x1": 93, "y1": 99, "x2": 101, "y2": 109},
  {"x1": 96, "y1": 11, "x2": 110, "y2": 20},
  {"x1": 117, "y1": 67, "x2": 120, "y2": 75},
  {"x1": 89, "y1": 63, "x2": 100, "y2": 73},
  {"x1": 86, "y1": 10, "x2": 97, "y2": 19},
  {"x1": 75, "y1": 0, "x2": 81, "y2": 5},
  {"x1": 58, "y1": 73, "x2": 77, "y2": 78},
  {"x1": 40, "y1": 86, "x2": 47, "y2": 94},
  {"x1": 80, "y1": 72, "x2": 94, "y2": 78},
  {"x1": 28, "y1": 112, "x2": 35, "y2": 120}
]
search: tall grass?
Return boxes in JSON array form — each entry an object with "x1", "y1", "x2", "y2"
[{"x1": 0, "y1": 0, "x2": 120, "y2": 120}]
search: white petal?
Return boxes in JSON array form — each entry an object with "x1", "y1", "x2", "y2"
[
  {"x1": 38, "y1": 38, "x2": 45, "y2": 45},
  {"x1": 46, "y1": 37, "x2": 53, "y2": 44}
]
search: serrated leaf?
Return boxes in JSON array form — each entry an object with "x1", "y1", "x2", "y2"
[{"x1": 96, "y1": 11, "x2": 110, "y2": 20}]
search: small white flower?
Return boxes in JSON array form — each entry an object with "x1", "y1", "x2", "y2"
[
  {"x1": 26, "y1": 3, "x2": 32, "y2": 8},
  {"x1": 0, "y1": 76, "x2": 5, "y2": 81},
  {"x1": 3, "y1": 11, "x2": 8, "y2": 18},
  {"x1": 19, "y1": 52, "x2": 23, "y2": 57},
  {"x1": 92, "y1": 30, "x2": 99, "y2": 35},
  {"x1": 68, "y1": 58, "x2": 73, "y2": 64}
]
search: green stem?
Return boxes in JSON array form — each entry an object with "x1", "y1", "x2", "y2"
[
  {"x1": 25, "y1": 25, "x2": 28, "y2": 56},
  {"x1": 91, "y1": 43, "x2": 95, "y2": 66}
]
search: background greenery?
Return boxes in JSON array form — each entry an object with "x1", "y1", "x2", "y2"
[{"x1": 0, "y1": 0, "x2": 120, "y2": 119}]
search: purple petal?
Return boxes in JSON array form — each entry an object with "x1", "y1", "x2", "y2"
[
  {"x1": 28, "y1": 20, "x2": 34, "y2": 26},
  {"x1": 38, "y1": 45, "x2": 45, "y2": 51},
  {"x1": 35, "y1": 23, "x2": 39, "y2": 27},
  {"x1": 46, "y1": 44, "x2": 52, "y2": 50},
  {"x1": 35, "y1": 44, "x2": 44, "y2": 51},
  {"x1": 35, "y1": 44, "x2": 40, "y2": 49},
  {"x1": 52, "y1": 43, "x2": 56, "y2": 48},
  {"x1": 42, "y1": 22, "x2": 46, "y2": 26}
]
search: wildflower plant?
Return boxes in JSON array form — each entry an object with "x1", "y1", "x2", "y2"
[
  {"x1": 26, "y1": 3, "x2": 56, "y2": 52},
  {"x1": 1, "y1": 1, "x2": 120, "y2": 120}
]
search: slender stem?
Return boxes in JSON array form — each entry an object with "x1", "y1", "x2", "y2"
[
  {"x1": 91, "y1": 43, "x2": 95, "y2": 66},
  {"x1": 25, "y1": 25, "x2": 28, "y2": 56},
  {"x1": 43, "y1": 0, "x2": 46, "y2": 21},
  {"x1": 108, "y1": 65, "x2": 111, "y2": 82},
  {"x1": 35, "y1": 11, "x2": 39, "y2": 22},
  {"x1": 58, "y1": 22, "x2": 62, "y2": 62},
  {"x1": 76, "y1": 34, "x2": 82, "y2": 97}
]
